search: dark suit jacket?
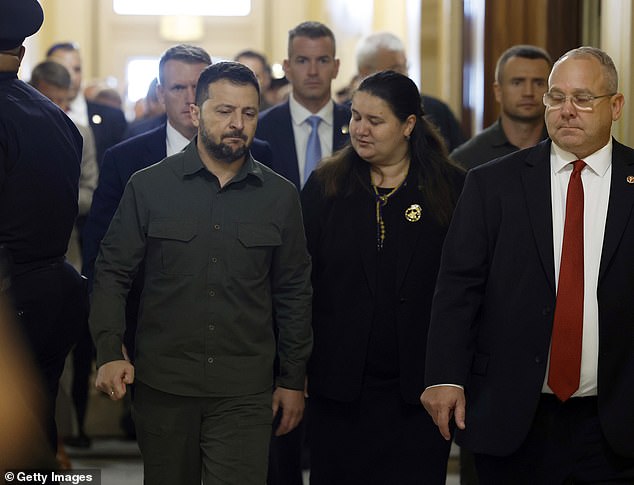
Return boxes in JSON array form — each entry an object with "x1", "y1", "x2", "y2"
[
  {"x1": 301, "y1": 166, "x2": 465, "y2": 404},
  {"x1": 123, "y1": 113, "x2": 167, "y2": 140},
  {"x1": 87, "y1": 100, "x2": 128, "y2": 167},
  {"x1": 256, "y1": 100, "x2": 351, "y2": 190},
  {"x1": 421, "y1": 94, "x2": 465, "y2": 153},
  {"x1": 82, "y1": 123, "x2": 272, "y2": 282},
  {"x1": 425, "y1": 138, "x2": 634, "y2": 458}
]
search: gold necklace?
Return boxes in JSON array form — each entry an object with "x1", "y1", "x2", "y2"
[{"x1": 372, "y1": 181, "x2": 404, "y2": 250}]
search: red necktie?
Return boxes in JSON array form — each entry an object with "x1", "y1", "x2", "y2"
[{"x1": 548, "y1": 159, "x2": 585, "y2": 401}]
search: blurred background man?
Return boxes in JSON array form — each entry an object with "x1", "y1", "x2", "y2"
[{"x1": 451, "y1": 45, "x2": 552, "y2": 170}]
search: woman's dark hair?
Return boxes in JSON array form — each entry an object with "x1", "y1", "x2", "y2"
[{"x1": 317, "y1": 70, "x2": 463, "y2": 225}]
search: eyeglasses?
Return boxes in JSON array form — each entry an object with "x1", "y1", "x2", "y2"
[{"x1": 543, "y1": 92, "x2": 616, "y2": 111}]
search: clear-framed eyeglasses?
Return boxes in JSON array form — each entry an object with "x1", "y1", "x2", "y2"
[{"x1": 543, "y1": 92, "x2": 616, "y2": 111}]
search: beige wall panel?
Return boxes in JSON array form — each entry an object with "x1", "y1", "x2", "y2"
[{"x1": 600, "y1": 0, "x2": 633, "y2": 147}]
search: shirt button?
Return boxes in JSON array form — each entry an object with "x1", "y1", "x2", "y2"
[
  {"x1": 207, "y1": 357, "x2": 214, "y2": 364},
  {"x1": 209, "y1": 290, "x2": 215, "y2": 297},
  {"x1": 211, "y1": 257, "x2": 218, "y2": 263},
  {"x1": 208, "y1": 324, "x2": 215, "y2": 331},
  {"x1": 213, "y1": 224, "x2": 220, "y2": 230}
]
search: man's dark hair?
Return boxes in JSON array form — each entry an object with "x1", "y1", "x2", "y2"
[
  {"x1": 158, "y1": 44, "x2": 211, "y2": 85},
  {"x1": 30, "y1": 60, "x2": 71, "y2": 89},
  {"x1": 495, "y1": 45, "x2": 552, "y2": 83},
  {"x1": 234, "y1": 50, "x2": 270, "y2": 71},
  {"x1": 195, "y1": 61, "x2": 260, "y2": 107},
  {"x1": 45, "y1": 41, "x2": 79, "y2": 58},
  {"x1": 287, "y1": 21, "x2": 336, "y2": 57}
]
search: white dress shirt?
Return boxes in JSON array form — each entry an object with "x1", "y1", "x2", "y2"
[
  {"x1": 542, "y1": 140, "x2": 612, "y2": 397},
  {"x1": 288, "y1": 94, "x2": 334, "y2": 185},
  {"x1": 165, "y1": 120, "x2": 191, "y2": 157},
  {"x1": 67, "y1": 92, "x2": 89, "y2": 127}
]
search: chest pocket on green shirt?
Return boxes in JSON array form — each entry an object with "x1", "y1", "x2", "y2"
[
  {"x1": 233, "y1": 223, "x2": 282, "y2": 279},
  {"x1": 147, "y1": 219, "x2": 201, "y2": 275}
]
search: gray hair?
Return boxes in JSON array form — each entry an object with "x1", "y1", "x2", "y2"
[
  {"x1": 552, "y1": 46, "x2": 618, "y2": 92},
  {"x1": 356, "y1": 32, "x2": 405, "y2": 72},
  {"x1": 30, "y1": 60, "x2": 71, "y2": 89}
]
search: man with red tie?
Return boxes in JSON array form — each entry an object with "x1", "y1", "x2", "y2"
[{"x1": 421, "y1": 46, "x2": 634, "y2": 484}]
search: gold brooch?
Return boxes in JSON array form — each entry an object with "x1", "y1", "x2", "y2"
[
  {"x1": 627, "y1": 176, "x2": 634, "y2": 184},
  {"x1": 405, "y1": 204, "x2": 422, "y2": 222}
]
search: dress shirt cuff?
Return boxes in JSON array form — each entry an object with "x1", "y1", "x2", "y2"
[{"x1": 425, "y1": 383, "x2": 464, "y2": 390}]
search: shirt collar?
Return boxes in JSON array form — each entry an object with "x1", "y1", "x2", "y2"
[
  {"x1": 551, "y1": 138, "x2": 612, "y2": 177},
  {"x1": 495, "y1": 119, "x2": 549, "y2": 149},
  {"x1": 68, "y1": 92, "x2": 88, "y2": 127},
  {"x1": 288, "y1": 94, "x2": 334, "y2": 127},
  {"x1": 165, "y1": 119, "x2": 192, "y2": 156},
  {"x1": 490, "y1": 119, "x2": 514, "y2": 147},
  {"x1": 182, "y1": 137, "x2": 265, "y2": 184}
]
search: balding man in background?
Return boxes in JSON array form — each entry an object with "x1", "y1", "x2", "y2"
[
  {"x1": 30, "y1": 60, "x2": 99, "y2": 270},
  {"x1": 356, "y1": 32, "x2": 465, "y2": 152},
  {"x1": 47, "y1": 41, "x2": 127, "y2": 167}
]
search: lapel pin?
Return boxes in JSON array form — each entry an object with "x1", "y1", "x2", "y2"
[
  {"x1": 91, "y1": 114, "x2": 103, "y2": 125},
  {"x1": 405, "y1": 204, "x2": 422, "y2": 222},
  {"x1": 627, "y1": 176, "x2": 634, "y2": 184}
]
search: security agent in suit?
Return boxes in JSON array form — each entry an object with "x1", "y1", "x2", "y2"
[
  {"x1": 254, "y1": 20, "x2": 349, "y2": 485},
  {"x1": 47, "y1": 42, "x2": 127, "y2": 167},
  {"x1": 451, "y1": 45, "x2": 552, "y2": 172},
  {"x1": 422, "y1": 47, "x2": 634, "y2": 484},
  {"x1": 355, "y1": 32, "x2": 465, "y2": 152},
  {"x1": 0, "y1": 0, "x2": 86, "y2": 454},
  {"x1": 256, "y1": 21, "x2": 350, "y2": 191}
]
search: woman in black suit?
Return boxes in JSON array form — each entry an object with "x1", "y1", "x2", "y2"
[{"x1": 301, "y1": 71, "x2": 464, "y2": 485}]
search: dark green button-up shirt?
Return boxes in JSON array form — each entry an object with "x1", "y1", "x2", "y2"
[
  {"x1": 90, "y1": 139, "x2": 312, "y2": 397},
  {"x1": 450, "y1": 119, "x2": 549, "y2": 170}
]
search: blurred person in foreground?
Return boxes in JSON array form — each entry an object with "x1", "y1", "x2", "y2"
[
  {"x1": 422, "y1": 46, "x2": 634, "y2": 484},
  {"x1": 89, "y1": 62, "x2": 312, "y2": 484},
  {"x1": 0, "y1": 0, "x2": 86, "y2": 455},
  {"x1": 301, "y1": 70, "x2": 464, "y2": 485}
]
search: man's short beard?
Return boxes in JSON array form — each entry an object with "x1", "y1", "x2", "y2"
[{"x1": 200, "y1": 128, "x2": 249, "y2": 164}]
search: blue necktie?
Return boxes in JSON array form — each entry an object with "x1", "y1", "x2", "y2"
[{"x1": 304, "y1": 115, "x2": 322, "y2": 185}]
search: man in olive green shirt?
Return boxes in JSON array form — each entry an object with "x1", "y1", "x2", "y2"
[{"x1": 90, "y1": 62, "x2": 312, "y2": 484}]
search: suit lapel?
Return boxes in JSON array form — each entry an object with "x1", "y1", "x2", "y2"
[
  {"x1": 279, "y1": 104, "x2": 301, "y2": 187},
  {"x1": 599, "y1": 140, "x2": 634, "y2": 281},
  {"x1": 346, "y1": 187, "x2": 379, "y2": 297},
  {"x1": 521, "y1": 141, "x2": 556, "y2": 294},
  {"x1": 146, "y1": 125, "x2": 168, "y2": 162},
  {"x1": 392, "y1": 180, "x2": 424, "y2": 291}
]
